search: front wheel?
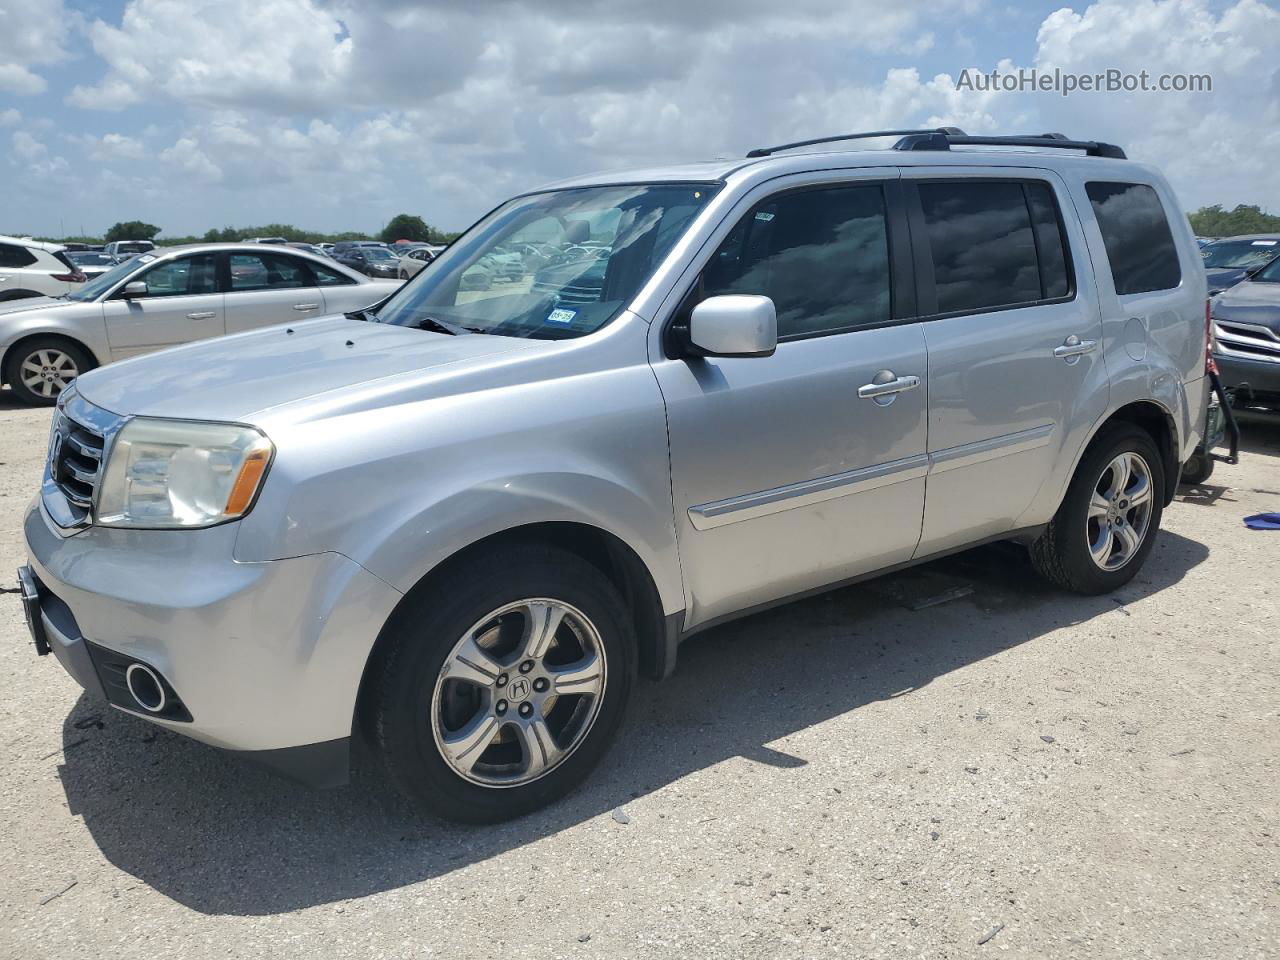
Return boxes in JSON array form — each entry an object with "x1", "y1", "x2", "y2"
[
  {"x1": 1031, "y1": 424, "x2": 1165, "y2": 594},
  {"x1": 4, "y1": 337, "x2": 93, "y2": 405},
  {"x1": 368, "y1": 544, "x2": 635, "y2": 822}
]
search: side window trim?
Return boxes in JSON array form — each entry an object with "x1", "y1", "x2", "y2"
[
  {"x1": 903, "y1": 175, "x2": 1079, "y2": 321},
  {"x1": 661, "y1": 176, "x2": 915, "y2": 356}
]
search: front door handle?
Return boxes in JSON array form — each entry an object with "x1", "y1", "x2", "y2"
[
  {"x1": 186, "y1": 311, "x2": 217, "y2": 320},
  {"x1": 858, "y1": 372, "x2": 921, "y2": 405},
  {"x1": 292, "y1": 302, "x2": 320, "y2": 312},
  {"x1": 1053, "y1": 335, "x2": 1097, "y2": 361}
]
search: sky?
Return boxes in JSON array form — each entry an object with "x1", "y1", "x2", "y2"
[{"x1": 1, "y1": 0, "x2": 1277, "y2": 239}]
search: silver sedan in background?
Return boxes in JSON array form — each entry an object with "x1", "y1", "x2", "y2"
[{"x1": 0, "y1": 243, "x2": 400, "y2": 404}]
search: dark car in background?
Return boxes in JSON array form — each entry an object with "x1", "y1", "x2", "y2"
[
  {"x1": 335, "y1": 244, "x2": 401, "y2": 278},
  {"x1": 1201, "y1": 235, "x2": 1280, "y2": 295},
  {"x1": 1212, "y1": 253, "x2": 1280, "y2": 410}
]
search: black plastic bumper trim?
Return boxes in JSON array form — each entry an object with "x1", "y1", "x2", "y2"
[{"x1": 230, "y1": 738, "x2": 351, "y2": 789}]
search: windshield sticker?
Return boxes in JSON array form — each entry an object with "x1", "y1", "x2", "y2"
[
  {"x1": 754, "y1": 211, "x2": 776, "y2": 222},
  {"x1": 138, "y1": 254, "x2": 156, "y2": 263},
  {"x1": 1252, "y1": 240, "x2": 1277, "y2": 246},
  {"x1": 546, "y1": 308, "x2": 577, "y2": 325}
]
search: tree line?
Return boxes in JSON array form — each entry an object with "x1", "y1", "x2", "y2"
[
  {"x1": 18, "y1": 204, "x2": 1280, "y2": 248},
  {"x1": 23, "y1": 214, "x2": 462, "y2": 247}
]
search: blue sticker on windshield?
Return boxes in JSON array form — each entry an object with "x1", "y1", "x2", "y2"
[{"x1": 546, "y1": 308, "x2": 576, "y2": 325}]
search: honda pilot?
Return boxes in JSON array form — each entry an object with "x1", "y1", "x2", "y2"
[{"x1": 20, "y1": 129, "x2": 1212, "y2": 822}]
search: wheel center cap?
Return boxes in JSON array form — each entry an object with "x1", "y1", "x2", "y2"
[{"x1": 507, "y1": 676, "x2": 531, "y2": 702}]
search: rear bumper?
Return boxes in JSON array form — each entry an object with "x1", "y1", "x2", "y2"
[
  {"x1": 22, "y1": 497, "x2": 403, "y2": 786},
  {"x1": 1215, "y1": 354, "x2": 1280, "y2": 399}
]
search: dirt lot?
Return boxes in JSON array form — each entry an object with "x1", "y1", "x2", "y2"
[{"x1": 1, "y1": 393, "x2": 1276, "y2": 960}]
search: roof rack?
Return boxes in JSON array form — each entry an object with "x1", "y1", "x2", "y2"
[{"x1": 745, "y1": 127, "x2": 1126, "y2": 160}]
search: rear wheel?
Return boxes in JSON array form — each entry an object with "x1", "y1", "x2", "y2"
[
  {"x1": 1178, "y1": 451, "x2": 1214, "y2": 486},
  {"x1": 368, "y1": 544, "x2": 635, "y2": 822},
  {"x1": 1031, "y1": 424, "x2": 1165, "y2": 594},
  {"x1": 4, "y1": 337, "x2": 93, "y2": 406}
]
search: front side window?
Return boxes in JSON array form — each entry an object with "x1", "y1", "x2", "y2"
[
  {"x1": 917, "y1": 180, "x2": 1042, "y2": 314},
  {"x1": 137, "y1": 254, "x2": 218, "y2": 298},
  {"x1": 1085, "y1": 181, "x2": 1181, "y2": 295},
  {"x1": 698, "y1": 183, "x2": 892, "y2": 338},
  {"x1": 376, "y1": 183, "x2": 717, "y2": 339},
  {"x1": 229, "y1": 253, "x2": 310, "y2": 291}
]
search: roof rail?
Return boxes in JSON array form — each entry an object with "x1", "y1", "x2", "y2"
[
  {"x1": 893, "y1": 131, "x2": 1126, "y2": 159},
  {"x1": 745, "y1": 128, "x2": 1126, "y2": 160},
  {"x1": 745, "y1": 128, "x2": 966, "y2": 158}
]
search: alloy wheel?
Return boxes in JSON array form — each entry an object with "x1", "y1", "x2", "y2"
[
  {"x1": 19, "y1": 348, "x2": 79, "y2": 399},
  {"x1": 430, "y1": 598, "x2": 607, "y2": 787},
  {"x1": 1086, "y1": 451, "x2": 1154, "y2": 571}
]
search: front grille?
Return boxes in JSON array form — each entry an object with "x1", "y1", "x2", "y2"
[
  {"x1": 1216, "y1": 320, "x2": 1280, "y2": 363},
  {"x1": 42, "y1": 391, "x2": 121, "y2": 527}
]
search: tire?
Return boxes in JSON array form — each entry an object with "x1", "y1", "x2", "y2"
[
  {"x1": 1178, "y1": 451, "x2": 1214, "y2": 486},
  {"x1": 368, "y1": 543, "x2": 636, "y2": 823},
  {"x1": 1031, "y1": 424, "x2": 1165, "y2": 595},
  {"x1": 4, "y1": 337, "x2": 94, "y2": 406}
]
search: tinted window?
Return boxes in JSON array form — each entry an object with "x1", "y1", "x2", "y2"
[
  {"x1": 0, "y1": 243, "x2": 37, "y2": 268},
  {"x1": 1026, "y1": 182, "x2": 1071, "y2": 299},
  {"x1": 918, "y1": 181, "x2": 1041, "y2": 314},
  {"x1": 230, "y1": 253, "x2": 311, "y2": 291},
  {"x1": 313, "y1": 262, "x2": 356, "y2": 286},
  {"x1": 138, "y1": 254, "x2": 218, "y2": 297},
  {"x1": 1085, "y1": 182, "x2": 1181, "y2": 295},
  {"x1": 701, "y1": 184, "x2": 891, "y2": 338}
]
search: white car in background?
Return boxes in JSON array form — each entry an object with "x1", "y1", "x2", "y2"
[
  {"x1": 1, "y1": 243, "x2": 399, "y2": 404},
  {"x1": 0, "y1": 236, "x2": 86, "y2": 302},
  {"x1": 396, "y1": 245, "x2": 441, "y2": 279},
  {"x1": 102, "y1": 240, "x2": 156, "y2": 260}
]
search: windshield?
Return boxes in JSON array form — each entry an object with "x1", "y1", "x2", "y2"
[
  {"x1": 65, "y1": 254, "x2": 153, "y2": 301},
  {"x1": 68, "y1": 252, "x2": 115, "y2": 266},
  {"x1": 375, "y1": 183, "x2": 718, "y2": 339},
  {"x1": 1253, "y1": 257, "x2": 1280, "y2": 283},
  {"x1": 1201, "y1": 240, "x2": 1279, "y2": 269},
  {"x1": 364, "y1": 248, "x2": 397, "y2": 261}
]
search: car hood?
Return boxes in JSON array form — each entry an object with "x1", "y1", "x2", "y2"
[
  {"x1": 72, "y1": 314, "x2": 542, "y2": 421},
  {"x1": 0, "y1": 296, "x2": 74, "y2": 319},
  {"x1": 1204, "y1": 266, "x2": 1252, "y2": 293},
  {"x1": 1212, "y1": 280, "x2": 1280, "y2": 335}
]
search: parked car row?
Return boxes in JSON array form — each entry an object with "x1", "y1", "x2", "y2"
[{"x1": 0, "y1": 243, "x2": 399, "y2": 404}]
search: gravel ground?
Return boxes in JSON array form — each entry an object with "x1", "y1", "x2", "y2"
[{"x1": 1, "y1": 391, "x2": 1277, "y2": 960}]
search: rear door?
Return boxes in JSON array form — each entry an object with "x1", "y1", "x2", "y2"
[
  {"x1": 100, "y1": 252, "x2": 223, "y2": 359},
  {"x1": 0, "y1": 243, "x2": 61, "y2": 298},
  {"x1": 903, "y1": 170, "x2": 1107, "y2": 556},
  {"x1": 652, "y1": 173, "x2": 930, "y2": 628},
  {"x1": 223, "y1": 251, "x2": 325, "y2": 334}
]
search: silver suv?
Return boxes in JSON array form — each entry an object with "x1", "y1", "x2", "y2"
[{"x1": 20, "y1": 129, "x2": 1211, "y2": 822}]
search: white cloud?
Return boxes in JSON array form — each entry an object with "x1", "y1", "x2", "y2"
[
  {"x1": 16, "y1": 0, "x2": 1279, "y2": 236},
  {"x1": 0, "y1": 108, "x2": 20, "y2": 127},
  {"x1": 0, "y1": 0, "x2": 73, "y2": 94},
  {"x1": 10, "y1": 131, "x2": 69, "y2": 177}
]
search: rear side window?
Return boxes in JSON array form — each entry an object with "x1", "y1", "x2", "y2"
[
  {"x1": 1026, "y1": 183, "x2": 1071, "y2": 299},
  {"x1": 701, "y1": 183, "x2": 891, "y2": 338},
  {"x1": 312, "y1": 262, "x2": 356, "y2": 286},
  {"x1": 229, "y1": 253, "x2": 311, "y2": 290},
  {"x1": 917, "y1": 181, "x2": 1042, "y2": 314},
  {"x1": 0, "y1": 243, "x2": 38, "y2": 268},
  {"x1": 1085, "y1": 182, "x2": 1181, "y2": 294}
]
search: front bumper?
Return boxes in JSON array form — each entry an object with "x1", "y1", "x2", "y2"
[
  {"x1": 22, "y1": 498, "x2": 403, "y2": 786},
  {"x1": 1215, "y1": 353, "x2": 1280, "y2": 400}
]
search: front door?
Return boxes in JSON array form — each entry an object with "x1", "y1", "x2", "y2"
[
  {"x1": 101, "y1": 252, "x2": 223, "y2": 359},
  {"x1": 652, "y1": 176, "x2": 929, "y2": 628},
  {"x1": 903, "y1": 172, "x2": 1108, "y2": 556},
  {"x1": 224, "y1": 251, "x2": 326, "y2": 335}
]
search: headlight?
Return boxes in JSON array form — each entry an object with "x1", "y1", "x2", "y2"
[{"x1": 96, "y1": 419, "x2": 273, "y2": 528}]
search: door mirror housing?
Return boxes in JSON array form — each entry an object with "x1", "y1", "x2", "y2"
[
  {"x1": 120, "y1": 281, "x2": 148, "y2": 299},
  {"x1": 687, "y1": 295, "x2": 777, "y2": 358}
]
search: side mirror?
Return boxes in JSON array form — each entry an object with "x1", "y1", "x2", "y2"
[
  {"x1": 687, "y1": 295, "x2": 777, "y2": 358},
  {"x1": 121, "y1": 281, "x2": 148, "y2": 298}
]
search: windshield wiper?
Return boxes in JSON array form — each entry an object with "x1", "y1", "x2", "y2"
[
  {"x1": 345, "y1": 309, "x2": 377, "y2": 323},
  {"x1": 412, "y1": 315, "x2": 476, "y2": 336}
]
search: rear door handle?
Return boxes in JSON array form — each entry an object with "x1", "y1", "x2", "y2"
[
  {"x1": 293, "y1": 302, "x2": 320, "y2": 312},
  {"x1": 1053, "y1": 335, "x2": 1097, "y2": 360},
  {"x1": 858, "y1": 373, "x2": 921, "y2": 401},
  {"x1": 186, "y1": 311, "x2": 217, "y2": 320}
]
